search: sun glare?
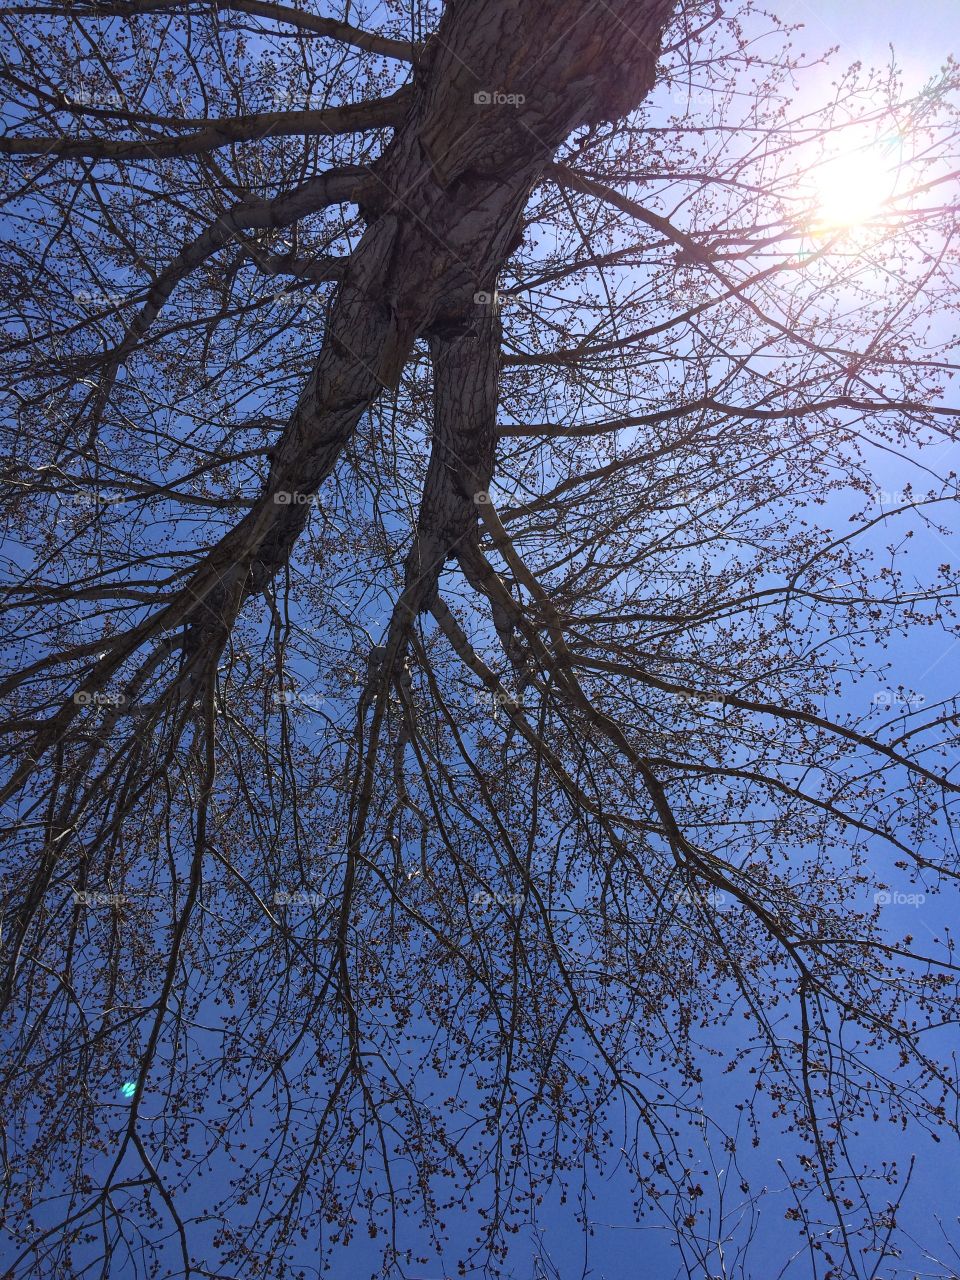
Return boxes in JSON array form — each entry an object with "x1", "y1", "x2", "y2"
[{"x1": 810, "y1": 143, "x2": 899, "y2": 232}]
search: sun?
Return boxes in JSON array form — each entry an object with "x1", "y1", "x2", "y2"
[{"x1": 809, "y1": 142, "x2": 899, "y2": 232}]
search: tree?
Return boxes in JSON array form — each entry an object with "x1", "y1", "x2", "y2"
[{"x1": 1, "y1": 0, "x2": 959, "y2": 1275}]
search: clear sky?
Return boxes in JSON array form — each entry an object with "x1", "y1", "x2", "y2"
[{"x1": 782, "y1": 0, "x2": 958, "y2": 82}]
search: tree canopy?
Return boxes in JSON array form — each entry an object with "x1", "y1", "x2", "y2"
[{"x1": 1, "y1": 1, "x2": 960, "y2": 1276}]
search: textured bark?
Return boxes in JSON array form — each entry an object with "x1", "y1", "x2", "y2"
[
  {"x1": 401, "y1": 306, "x2": 503, "y2": 616},
  {"x1": 0, "y1": 0, "x2": 679, "y2": 783},
  {"x1": 177, "y1": 0, "x2": 677, "y2": 650},
  {"x1": 3, "y1": 0, "x2": 671, "y2": 689}
]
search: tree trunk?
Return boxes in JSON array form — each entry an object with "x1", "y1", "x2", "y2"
[{"x1": 181, "y1": 0, "x2": 677, "y2": 654}]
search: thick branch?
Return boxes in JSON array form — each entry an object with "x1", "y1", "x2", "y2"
[
  {"x1": 0, "y1": 89, "x2": 412, "y2": 161},
  {"x1": 10, "y1": 0, "x2": 418, "y2": 59}
]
